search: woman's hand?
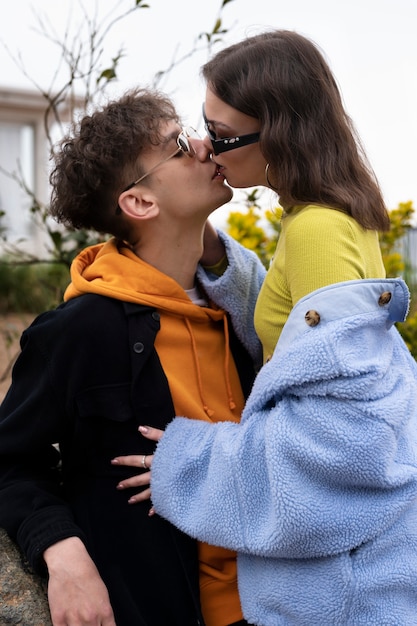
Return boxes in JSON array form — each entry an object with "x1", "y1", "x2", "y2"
[{"x1": 111, "y1": 425, "x2": 164, "y2": 506}]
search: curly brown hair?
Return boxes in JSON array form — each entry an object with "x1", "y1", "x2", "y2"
[
  {"x1": 49, "y1": 87, "x2": 180, "y2": 239},
  {"x1": 202, "y1": 30, "x2": 390, "y2": 231}
]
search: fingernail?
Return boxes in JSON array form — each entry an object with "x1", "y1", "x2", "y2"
[
  {"x1": 138, "y1": 425, "x2": 149, "y2": 434},
  {"x1": 111, "y1": 459, "x2": 119, "y2": 464}
]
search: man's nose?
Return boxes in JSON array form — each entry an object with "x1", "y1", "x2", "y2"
[{"x1": 190, "y1": 135, "x2": 213, "y2": 161}]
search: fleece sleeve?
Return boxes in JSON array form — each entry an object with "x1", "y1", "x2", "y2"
[
  {"x1": 150, "y1": 298, "x2": 417, "y2": 560},
  {"x1": 197, "y1": 229, "x2": 265, "y2": 367}
]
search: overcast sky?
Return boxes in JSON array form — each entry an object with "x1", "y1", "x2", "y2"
[{"x1": 1, "y1": 0, "x2": 416, "y2": 225}]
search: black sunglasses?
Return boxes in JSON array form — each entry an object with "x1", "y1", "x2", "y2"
[{"x1": 202, "y1": 104, "x2": 260, "y2": 156}]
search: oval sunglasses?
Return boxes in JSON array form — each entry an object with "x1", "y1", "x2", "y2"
[{"x1": 115, "y1": 127, "x2": 199, "y2": 215}]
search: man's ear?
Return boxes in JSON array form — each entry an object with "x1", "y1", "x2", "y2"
[{"x1": 117, "y1": 188, "x2": 159, "y2": 221}]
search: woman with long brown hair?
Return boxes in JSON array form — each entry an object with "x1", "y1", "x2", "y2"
[{"x1": 200, "y1": 28, "x2": 389, "y2": 360}]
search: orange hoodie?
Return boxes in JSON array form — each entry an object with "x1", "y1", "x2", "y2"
[{"x1": 65, "y1": 238, "x2": 245, "y2": 626}]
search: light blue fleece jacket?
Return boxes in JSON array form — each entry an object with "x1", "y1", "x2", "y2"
[
  {"x1": 151, "y1": 277, "x2": 417, "y2": 625},
  {"x1": 197, "y1": 230, "x2": 265, "y2": 368}
]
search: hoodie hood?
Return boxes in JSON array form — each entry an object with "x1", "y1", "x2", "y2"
[{"x1": 65, "y1": 238, "x2": 224, "y2": 324}]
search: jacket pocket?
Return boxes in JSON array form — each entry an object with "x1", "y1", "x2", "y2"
[
  {"x1": 76, "y1": 383, "x2": 133, "y2": 422},
  {"x1": 72, "y1": 384, "x2": 145, "y2": 475}
]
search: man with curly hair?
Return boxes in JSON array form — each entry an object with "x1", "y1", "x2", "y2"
[{"x1": 0, "y1": 88, "x2": 264, "y2": 626}]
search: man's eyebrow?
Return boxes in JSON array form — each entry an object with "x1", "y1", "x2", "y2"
[{"x1": 164, "y1": 127, "x2": 181, "y2": 143}]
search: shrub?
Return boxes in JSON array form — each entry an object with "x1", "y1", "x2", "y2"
[{"x1": 0, "y1": 262, "x2": 69, "y2": 313}]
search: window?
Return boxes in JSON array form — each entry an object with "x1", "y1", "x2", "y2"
[{"x1": 0, "y1": 122, "x2": 35, "y2": 243}]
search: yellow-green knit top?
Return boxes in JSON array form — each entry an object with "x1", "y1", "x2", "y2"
[{"x1": 254, "y1": 204, "x2": 386, "y2": 362}]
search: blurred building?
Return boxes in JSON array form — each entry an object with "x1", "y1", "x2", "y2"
[
  {"x1": 0, "y1": 88, "x2": 49, "y2": 255},
  {"x1": 397, "y1": 227, "x2": 417, "y2": 288},
  {"x1": 0, "y1": 87, "x2": 82, "y2": 257}
]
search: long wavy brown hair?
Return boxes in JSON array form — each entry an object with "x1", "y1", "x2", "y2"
[{"x1": 202, "y1": 30, "x2": 390, "y2": 231}]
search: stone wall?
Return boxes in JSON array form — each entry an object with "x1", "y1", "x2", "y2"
[{"x1": 0, "y1": 528, "x2": 52, "y2": 625}]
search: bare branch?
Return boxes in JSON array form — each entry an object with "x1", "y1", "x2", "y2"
[{"x1": 0, "y1": 0, "x2": 238, "y2": 270}]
